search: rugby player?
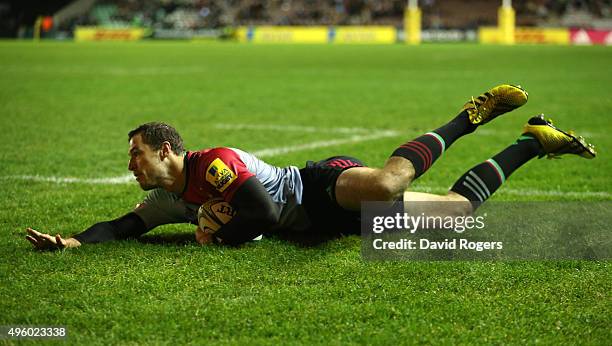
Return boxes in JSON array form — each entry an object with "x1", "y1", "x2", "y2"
[{"x1": 25, "y1": 84, "x2": 596, "y2": 249}]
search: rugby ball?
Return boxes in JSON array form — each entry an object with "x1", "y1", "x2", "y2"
[{"x1": 197, "y1": 198, "x2": 236, "y2": 234}]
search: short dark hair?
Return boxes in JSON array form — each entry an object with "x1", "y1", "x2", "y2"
[{"x1": 128, "y1": 122, "x2": 185, "y2": 155}]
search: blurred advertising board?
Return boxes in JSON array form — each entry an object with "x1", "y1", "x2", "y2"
[
  {"x1": 152, "y1": 28, "x2": 222, "y2": 40},
  {"x1": 74, "y1": 27, "x2": 146, "y2": 41},
  {"x1": 236, "y1": 26, "x2": 398, "y2": 43},
  {"x1": 236, "y1": 26, "x2": 328, "y2": 43},
  {"x1": 332, "y1": 26, "x2": 396, "y2": 44},
  {"x1": 420, "y1": 29, "x2": 477, "y2": 42},
  {"x1": 570, "y1": 28, "x2": 612, "y2": 45},
  {"x1": 479, "y1": 27, "x2": 569, "y2": 44}
]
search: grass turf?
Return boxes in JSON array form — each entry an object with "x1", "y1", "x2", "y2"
[{"x1": 0, "y1": 41, "x2": 610, "y2": 344}]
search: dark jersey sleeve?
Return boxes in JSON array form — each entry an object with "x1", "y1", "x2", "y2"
[
  {"x1": 72, "y1": 213, "x2": 148, "y2": 243},
  {"x1": 213, "y1": 176, "x2": 280, "y2": 246}
]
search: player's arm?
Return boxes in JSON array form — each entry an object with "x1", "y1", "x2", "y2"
[
  {"x1": 213, "y1": 176, "x2": 280, "y2": 246},
  {"x1": 72, "y1": 212, "x2": 148, "y2": 243},
  {"x1": 25, "y1": 212, "x2": 148, "y2": 251}
]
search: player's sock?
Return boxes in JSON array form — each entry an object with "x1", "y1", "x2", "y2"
[
  {"x1": 450, "y1": 134, "x2": 541, "y2": 208},
  {"x1": 391, "y1": 110, "x2": 477, "y2": 178}
]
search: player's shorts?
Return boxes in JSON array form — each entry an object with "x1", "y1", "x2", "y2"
[{"x1": 298, "y1": 156, "x2": 365, "y2": 236}]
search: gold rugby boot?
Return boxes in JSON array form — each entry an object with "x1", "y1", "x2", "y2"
[
  {"x1": 462, "y1": 84, "x2": 529, "y2": 125},
  {"x1": 523, "y1": 114, "x2": 596, "y2": 159}
]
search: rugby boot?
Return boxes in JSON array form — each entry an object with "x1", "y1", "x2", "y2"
[
  {"x1": 462, "y1": 84, "x2": 529, "y2": 125},
  {"x1": 523, "y1": 114, "x2": 596, "y2": 159}
]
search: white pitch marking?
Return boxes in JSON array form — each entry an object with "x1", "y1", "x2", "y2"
[
  {"x1": 1, "y1": 125, "x2": 398, "y2": 185},
  {"x1": 252, "y1": 130, "x2": 399, "y2": 157},
  {"x1": 409, "y1": 186, "x2": 611, "y2": 198},
  {"x1": 2, "y1": 123, "x2": 608, "y2": 198},
  {"x1": 213, "y1": 123, "x2": 372, "y2": 134},
  {"x1": 0, "y1": 174, "x2": 134, "y2": 185},
  {"x1": 500, "y1": 188, "x2": 611, "y2": 198},
  {"x1": 2, "y1": 175, "x2": 609, "y2": 198},
  {"x1": 478, "y1": 128, "x2": 599, "y2": 138}
]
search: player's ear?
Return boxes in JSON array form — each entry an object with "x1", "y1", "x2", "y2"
[{"x1": 160, "y1": 141, "x2": 172, "y2": 159}]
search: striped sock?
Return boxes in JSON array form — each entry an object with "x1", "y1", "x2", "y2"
[
  {"x1": 450, "y1": 135, "x2": 541, "y2": 208},
  {"x1": 392, "y1": 111, "x2": 476, "y2": 178}
]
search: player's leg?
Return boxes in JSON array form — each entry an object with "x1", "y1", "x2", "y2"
[
  {"x1": 334, "y1": 158, "x2": 413, "y2": 210},
  {"x1": 449, "y1": 115, "x2": 596, "y2": 209},
  {"x1": 390, "y1": 84, "x2": 528, "y2": 180},
  {"x1": 335, "y1": 161, "x2": 472, "y2": 206},
  {"x1": 335, "y1": 84, "x2": 529, "y2": 210},
  {"x1": 337, "y1": 115, "x2": 596, "y2": 214}
]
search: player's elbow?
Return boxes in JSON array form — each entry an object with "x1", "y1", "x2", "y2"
[{"x1": 258, "y1": 205, "x2": 281, "y2": 227}]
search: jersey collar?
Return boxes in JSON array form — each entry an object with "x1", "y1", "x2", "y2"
[{"x1": 180, "y1": 152, "x2": 190, "y2": 196}]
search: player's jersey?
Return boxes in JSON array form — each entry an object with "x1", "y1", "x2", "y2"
[
  {"x1": 134, "y1": 147, "x2": 308, "y2": 233},
  {"x1": 181, "y1": 148, "x2": 255, "y2": 204}
]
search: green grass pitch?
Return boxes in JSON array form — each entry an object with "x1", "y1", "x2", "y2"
[{"x1": 0, "y1": 41, "x2": 610, "y2": 344}]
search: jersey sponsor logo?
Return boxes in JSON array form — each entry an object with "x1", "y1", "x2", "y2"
[{"x1": 206, "y1": 158, "x2": 237, "y2": 192}]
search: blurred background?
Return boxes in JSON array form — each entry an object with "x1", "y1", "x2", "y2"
[{"x1": 1, "y1": 0, "x2": 611, "y2": 44}]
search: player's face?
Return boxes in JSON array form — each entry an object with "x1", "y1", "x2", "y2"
[{"x1": 128, "y1": 133, "x2": 164, "y2": 190}]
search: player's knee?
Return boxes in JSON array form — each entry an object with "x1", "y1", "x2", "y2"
[
  {"x1": 371, "y1": 177, "x2": 404, "y2": 202},
  {"x1": 384, "y1": 157, "x2": 416, "y2": 185}
]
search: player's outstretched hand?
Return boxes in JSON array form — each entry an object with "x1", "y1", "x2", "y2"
[
  {"x1": 195, "y1": 227, "x2": 214, "y2": 245},
  {"x1": 25, "y1": 228, "x2": 80, "y2": 250}
]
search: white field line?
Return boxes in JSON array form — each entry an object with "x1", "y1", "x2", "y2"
[
  {"x1": 501, "y1": 188, "x2": 610, "y2": 198},
  {"x1": 2, "y1": 65, "x2": 211, "y2": 76},
  {"x1": 1, "y1": 125, "x2": 397, "y2": 186},
  {"x1": 213, "y1": 123, "x2": 372, "y2": 134},
  {"x1": 477, "y1": 128, "x2": 600, "y2": 138},
  {"x1": 410, "y1": 186, "x2": 611, "y2": 199},
  {"x1": 252, "y1": 130, "x2": 399, "y2": 157},
  {"x1": 1, "y1": 124, "x2": 608, "y2": 198},
  {"x1": 2, "y1": 174, "x2": 608, "y2": 198},
  {"x1": 215, "y1": 124, "x2": 601, "y2": 139},
  {"x1": 0, "y1": 175, "x2": 134, "y2": 185}
]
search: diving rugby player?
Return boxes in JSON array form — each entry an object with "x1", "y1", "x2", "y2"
[{"x1": 26, "y1": 84, "x2": 596, "y2": 249}]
